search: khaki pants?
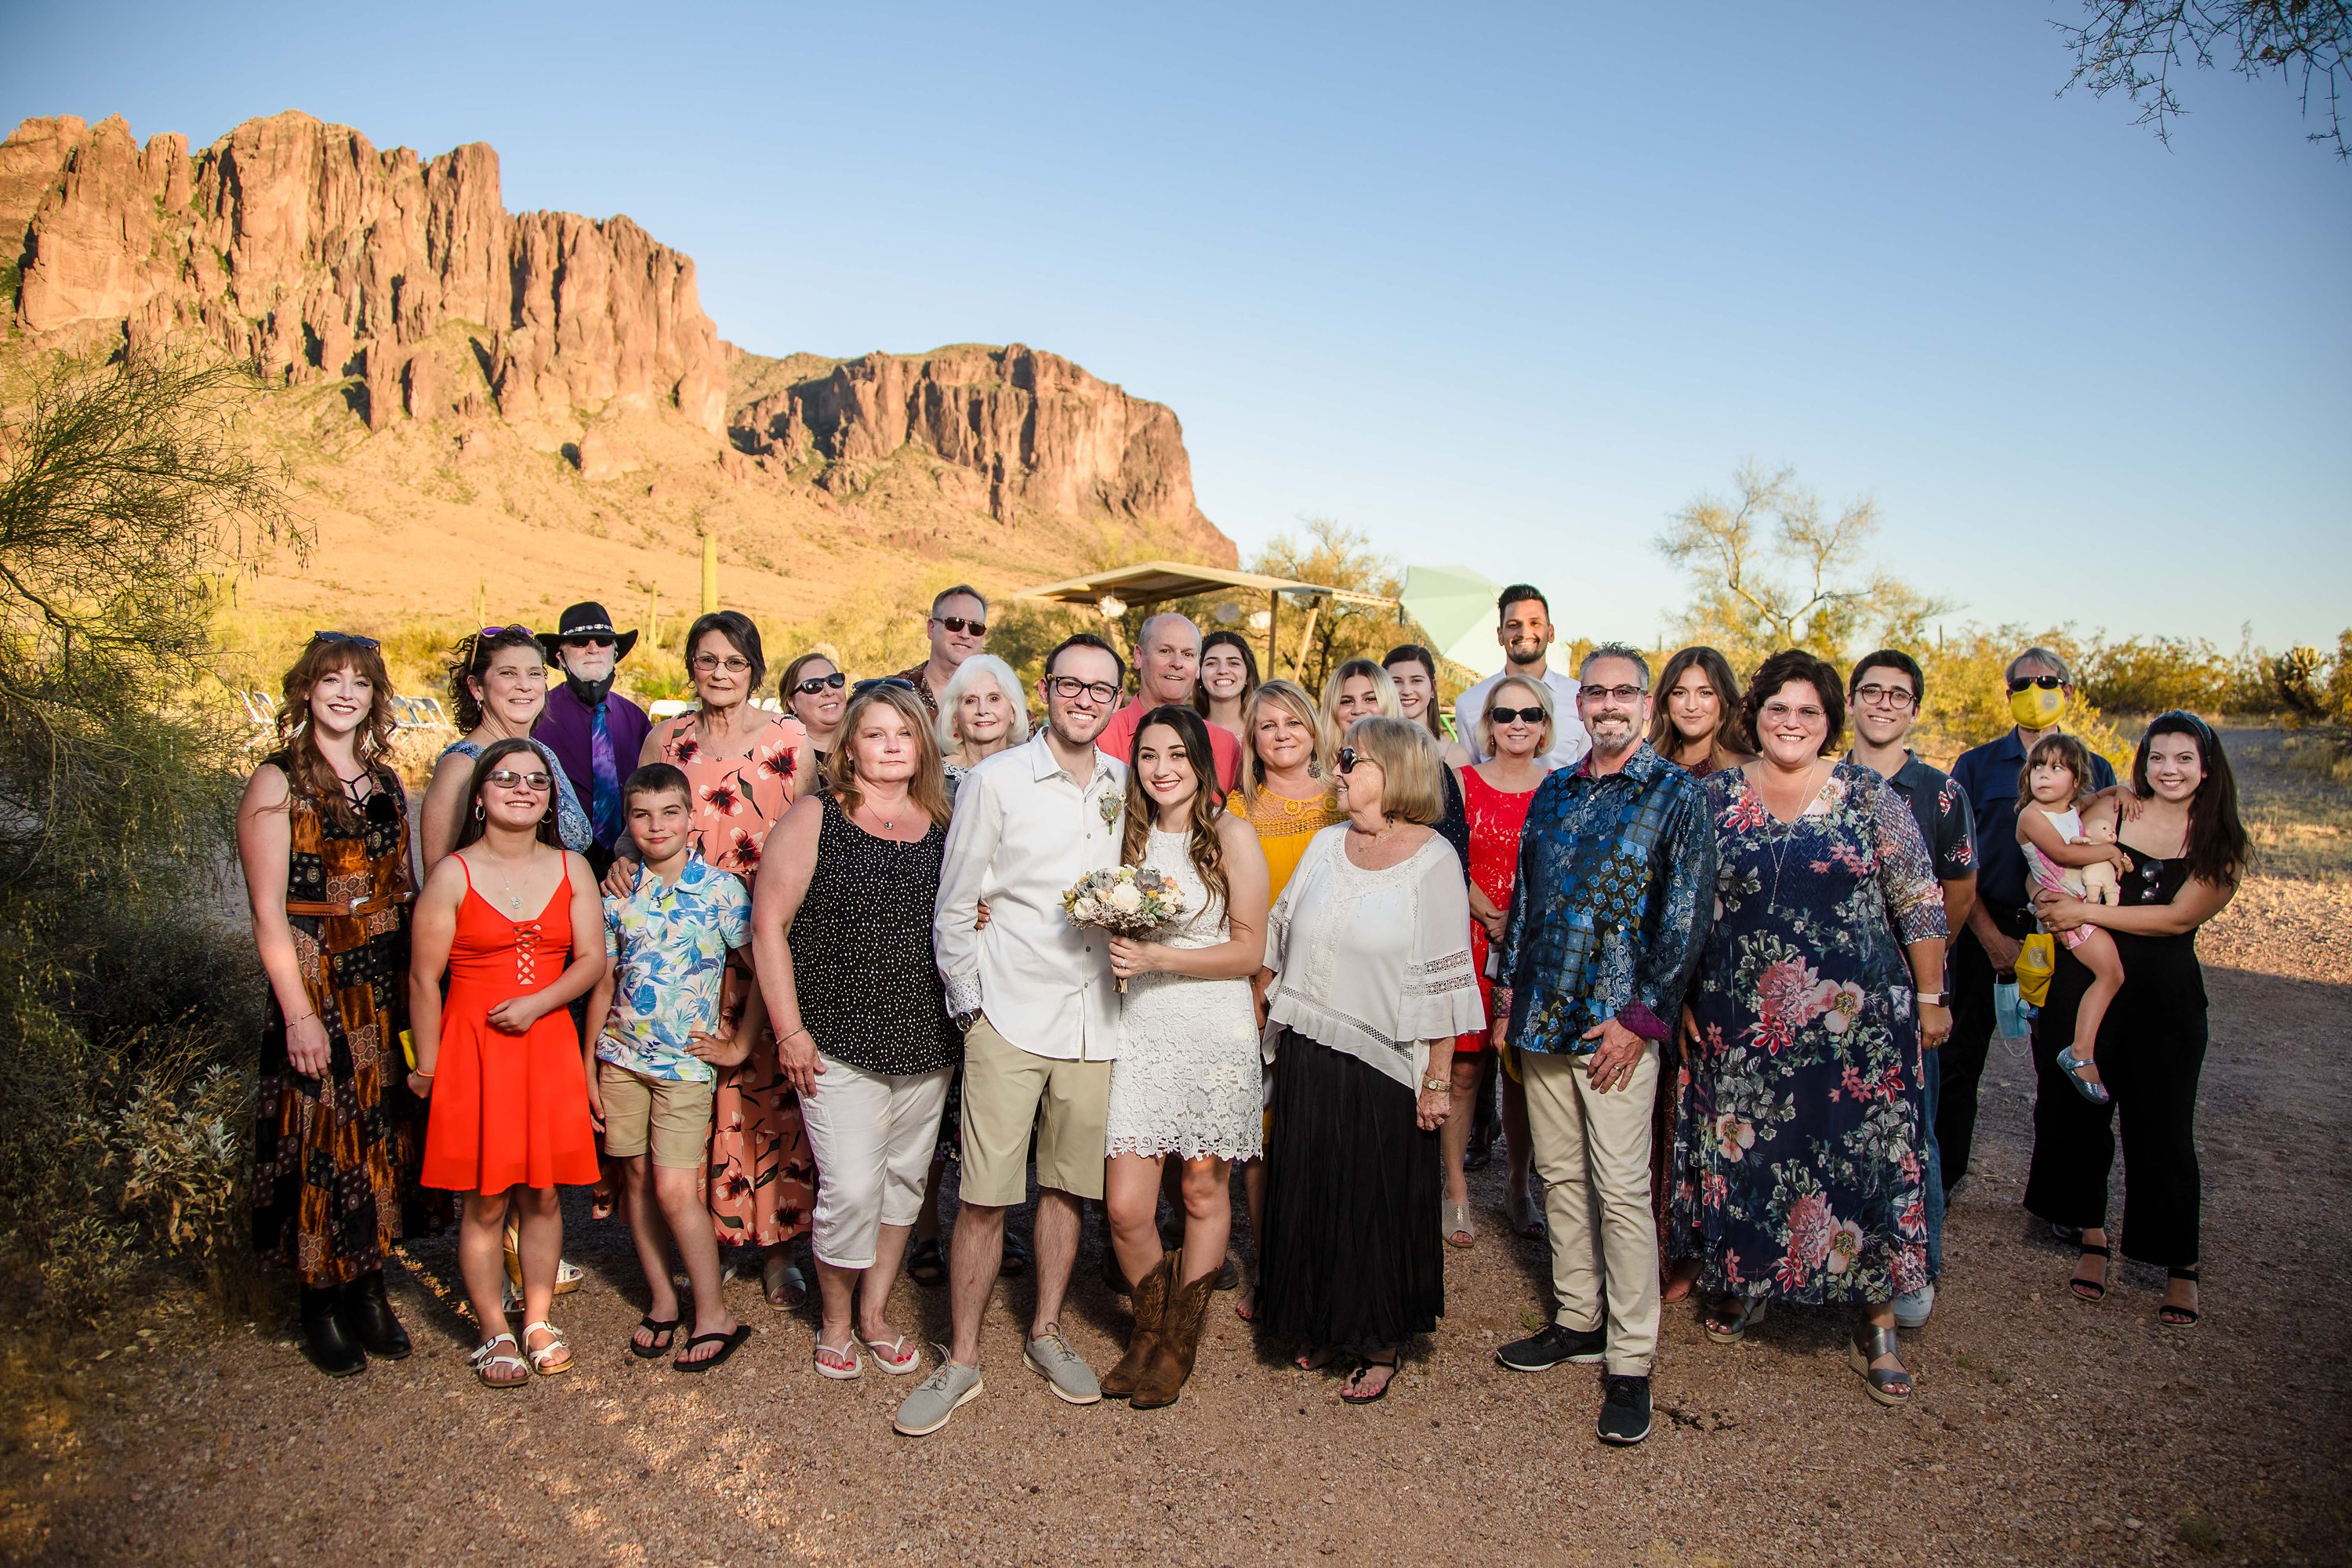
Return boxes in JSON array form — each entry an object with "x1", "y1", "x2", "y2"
[{"x1": 1521, "y1": 1044, "x2": 1661, "y2": 1376}]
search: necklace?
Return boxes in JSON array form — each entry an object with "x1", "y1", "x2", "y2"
[{"x1": 1756, "y1": 760, "x2": 1825, "y2": 912}]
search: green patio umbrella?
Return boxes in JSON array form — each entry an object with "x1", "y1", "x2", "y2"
[{"x1": 1401, "y1": 564, "x2": 1504, "y2": 677}]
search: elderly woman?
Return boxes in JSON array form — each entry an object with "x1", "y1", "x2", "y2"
[
  {"x1": 610, "y1": 611, "x2": 816, "y2": 1304},
  {"x1": 1648, "y1": 647, "x2": 1753, "y2": 779},
  {"x1": 1258, "y1": 715, "x2": 1483, "y2": 1403},
  {"x1": 420, "y1": 627, "x2": 593, "y2": 871},
  {"x1": 2024, "y1": 711, "x2": 2246, "y2": 1327},
  {"x1": 1194, "y1": 629, "x2": 1261, "y2": 749},
  {"x1": 753, "y1": 684, "x2": 960, "y2": 1377},
  {"x1": 937, "y1": 652, "x2": 1029, "y2": 797},
  {"x1": 1668, "y1": 650, "x2": 1949, "y2": 1407},
  {"x1": 780, "y1": 652, "x2": 848, "y2": 784},
  {"x1": 240, "y1": 632, "x2": 436, "y2": 1376}
]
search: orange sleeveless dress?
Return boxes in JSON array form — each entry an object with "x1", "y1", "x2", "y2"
[{"x1": 421, "y1": 855, "x2": 600, "y2": 1192}]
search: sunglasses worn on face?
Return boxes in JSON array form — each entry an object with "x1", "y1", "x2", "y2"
[
  {"x1": 1334, "y1": 746, "x2": 1364, "y2": 774},
  {"x1": 310, "y1": 630, "x2": 381, "y2": 650},
  {"x1": 794, "y1": 671, "x2": 848, "y2": 695},
  {"x1": 2008, "y1": 673, "x2": 2065, "y2": 693},
  {"x1": 485, "y1": 769, "x2": 553, "y2": 792},
  {"x1": 935, "y1": 615, "x2": 986, "y2": 637},
  {"x1": 1489, "y1": 706, "x2": 1547, "y2": 725}
]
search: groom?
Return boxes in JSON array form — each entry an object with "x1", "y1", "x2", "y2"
[{"x1": 898, "y1": 633, "x2": 1128, "y2": 1438}]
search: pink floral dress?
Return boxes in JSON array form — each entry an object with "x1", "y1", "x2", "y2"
[
  {"x1": 1668, "y1": 761, "x2": 1947, "y2": 1305},
  {"x1": 655, "y1": 710, "x2": 815, "y2": 1248}
]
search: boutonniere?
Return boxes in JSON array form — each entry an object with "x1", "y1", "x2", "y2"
[{"x1": 1098, "y1": 792, "x2": 1122, "y2": 831}]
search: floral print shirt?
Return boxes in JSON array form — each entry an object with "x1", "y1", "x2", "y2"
[
  {"x1": 1494, "y1": 743, "x2": 1715, "y2": 1054},
  {"x1": 655, "y1": 710, "x2": 808, "y2": 878},
  {"x1": 598, "y1": 851, "x2": 752, "y2": 1083}
]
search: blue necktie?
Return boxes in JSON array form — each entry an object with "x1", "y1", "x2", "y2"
[{"x1": 589, "y1": 702, "x2": 624, "y2": 848}]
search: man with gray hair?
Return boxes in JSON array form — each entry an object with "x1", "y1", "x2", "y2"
[
  {"x1": 1488, "y1": 643, "x2": 1714, "y2": 1446},
  {"x1": 1945, "y1": 646, "x2": 2115, "y2": 1208},
  {"x1": 1094, "y1": 612, "x2": 1242, "y2": 790}
]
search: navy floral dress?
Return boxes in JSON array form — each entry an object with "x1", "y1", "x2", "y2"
[{"x1": 1668, "y1": 761, "x2": 1947, "y2": 1305}]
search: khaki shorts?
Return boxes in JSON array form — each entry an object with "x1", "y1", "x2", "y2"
[
  {"x1": 598, "y1": 1062, "x2": 714, "y2": 1170},
  {"x1": 957, "y1": 1014, "x2": 1112, "y2": 1206}
]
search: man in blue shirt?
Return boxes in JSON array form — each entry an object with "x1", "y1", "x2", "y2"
[
  {"x1": 1487, "y1": 645, "x2": 1714, "y2": 1447},
  {"x1": 1944, "y1": 646, "x2": 2114, "y2": 1200}
]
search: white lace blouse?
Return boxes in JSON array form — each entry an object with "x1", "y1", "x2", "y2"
[{"x1": 1261, "y1": 826, "x2": 1483, "y2": 1090}]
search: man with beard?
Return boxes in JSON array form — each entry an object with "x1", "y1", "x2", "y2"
[
  {"x1": 536, "y1": 603, "x2": 652, "y2": 879},
  {"x1": 1489, "y1": 645, "x2": 1713, "y2": 1446},
  {"x1": 898, "y1": 633, "x2": 1128, "y2": 1436},
  {"x1": 1452, "y1": 585, "x2": 1591, "y2": 769}
]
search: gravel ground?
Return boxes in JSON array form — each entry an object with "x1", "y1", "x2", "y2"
[{"x1": 5, "y1": 737, "x2": 2348, "y2": 1567}]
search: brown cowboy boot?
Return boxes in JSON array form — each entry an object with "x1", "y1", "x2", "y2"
[
  {"x1": 1131, "y1": 1261, "x2": 1218, "y2": 1410},
  {"x1": 1102, "y1": 1252, "x2": 1173, "y2": 1399}
]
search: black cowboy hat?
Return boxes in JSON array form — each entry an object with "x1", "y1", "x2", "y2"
[{"x1": 538, "y1": 601, "x2": 639, "y2": 661}]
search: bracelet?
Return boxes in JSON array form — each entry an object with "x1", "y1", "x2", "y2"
[
  {"x1": 410, "y1": 1070, "x2": 434, "y2": 1079},
  {"x1": 1421, "y1": 1076, "x2": 1449, "y2": 1092},
  {"x1": 785, "y1": 1026, "x2": 812, "y2": 1042}
]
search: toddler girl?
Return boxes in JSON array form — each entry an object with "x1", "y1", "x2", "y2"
[{"x1": 2016, "y1": 733, "x2": 2127, "y2": 1104}]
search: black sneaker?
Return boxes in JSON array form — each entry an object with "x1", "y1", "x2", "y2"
[
  {"x1": 1495, "y1": 1321, "x2": 1606, "y2": 1371},
  {"x1": 1597, "y1": 1374, "x2": 1652, "y2": 1445}
]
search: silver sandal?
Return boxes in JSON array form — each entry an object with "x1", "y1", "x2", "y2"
[
  {"x1": 1702, "y1": 1295, "x2": 1767, "y2": 1345},
  {"x1": 1847, "y1": 1323, "x2": 1913, "y2": 1406}
]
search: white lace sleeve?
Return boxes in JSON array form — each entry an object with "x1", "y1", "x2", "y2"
[{"x1": 1398, "y1": 844, "x2": 1485, "y2": 1041}]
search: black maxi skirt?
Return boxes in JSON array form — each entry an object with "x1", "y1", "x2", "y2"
[{"x1": 1257, "y1": 1025, "x2": 1443, "y2": 1356}]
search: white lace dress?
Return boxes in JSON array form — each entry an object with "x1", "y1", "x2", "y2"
[{"x1": 1105, "y1": 828, "x2": 1265, "y2": 1162}]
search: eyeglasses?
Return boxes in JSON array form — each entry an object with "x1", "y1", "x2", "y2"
[
  {"x1": 793, "y1": 671, "x2": 848, "y2": 695},
  {"x1": 2007, "y1": 673, "x2": 2065, "y2": 694},
  {"x1": 1578, "y1": 684, "x2": 1644, "y2": 703},
  {"x1": 692, "y1": 654, "x2": 753, "y2": 674},
  {"x1": 1852, "y1": 683, "x2": 1917, "y2": 709},
  {"x1": 1759, "y1": 702, "x2": 1828, "y2": 726},
  {"x1": 310, "y1": 630, "x2": 380, "y2": 650},
  {"x1": 1046, "y1": 675, "x2": 1120, "y2": 704},
  {"x1": 852, "y1": 677, "x2": 916, "y2": 695},
  {"x1": 933, "y1": 615, "x2": 987, "y2": 637},
  {"x1": 1488, "y1": 706, "x2": 1548, "y2": 725},
  {"x1": 485, "y1": 769, "x2": 554, "y2": 792}
]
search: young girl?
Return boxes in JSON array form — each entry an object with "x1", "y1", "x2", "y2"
[
  {"x1": 409, "y1": 738, "x2": 605, "y2": 1386},
  {"x1": 2016, "y1": 733, "x2": 2130, "y2": 1104}
]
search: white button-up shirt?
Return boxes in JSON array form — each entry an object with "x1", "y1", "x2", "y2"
[
  {"x1": 1452, "y1": 665, "x2": 1592, "y2": 771},
  {"x1": 934, "y1": 731, "x2": 1127, "y2": 1062}
]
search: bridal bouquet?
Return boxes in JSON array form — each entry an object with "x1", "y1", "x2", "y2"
[{"x1": 1062, "y1": 865, "x2": 1189, "y2": 993}]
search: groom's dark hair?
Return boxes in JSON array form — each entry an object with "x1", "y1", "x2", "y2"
[{"x1": 1044, "y1": 632, "x2": 1126, "y2": 688}]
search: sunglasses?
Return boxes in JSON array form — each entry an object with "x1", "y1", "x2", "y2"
[
  {"x1": 793, "y1": 671, "x2": 848, "y2": 695},
  {"x1": 310, "y1": 630, "x2": 381, "y2": 650},
  {"x1": 485, "y1": 769, "x2": 554, "y2": 792},
  {"x1": 853, "y1": 677, "x2": 917, "y2": 695},
  {"x1": 934, "y1": 615, "x2": 986, "y2": 637},
  {"x1": 561, "y1": 633, "x2": 617, "y2": 648},
  {"x1": 2007, "y1": 673, "x2": 2065, "y2": 694},
  {"x1": 480, "y1": 624, "x2": 535, "y2": 638},
  {"x1": 1334, "y1": 746, "x2": 1369, "y2": 775},
  {"x1": 1488, "y1": 706, "x2": 1547, "y2": 725}
]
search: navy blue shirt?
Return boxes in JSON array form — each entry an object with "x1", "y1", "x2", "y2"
[{"x1": 1950, "y1": 728, "x2": 2115, "y2": 911}]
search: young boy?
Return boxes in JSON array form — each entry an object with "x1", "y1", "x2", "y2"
[{"x1": 584, "y1": 763, "x2": 762, "y2": 1370}]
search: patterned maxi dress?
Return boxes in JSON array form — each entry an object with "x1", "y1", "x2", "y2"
[
  {"x1": 653, "y1": 710, "x2": 816, "y2": 1248},
  {"x1": 1668, "y1": 762, "x2": 1947, "y2": 1305},
  {"x1": 249, "y1": 760, "x2": 445, "y2": 1283}
]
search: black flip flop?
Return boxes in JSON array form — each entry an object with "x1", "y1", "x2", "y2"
[
  {"x1": 906, "y1": 1237, "x2": 946, "y2": 1287},
  {"x1": 674, "y1": 1323, "x2": 753, "y2": 1373},
  {"x1": 630, "y1": 1315, "x2": 680, "y2": 1359},
  {"x1": 1339, "y1": 1357, "x2": 1398, "y2": 1405}
]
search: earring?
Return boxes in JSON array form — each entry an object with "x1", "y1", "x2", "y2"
[
  {"x1": 473, "y1": 803, "x2": 485, "y2": 820},
  {"x1": 1307, "y1": 759, "x2": 1323, "y2": 779}
]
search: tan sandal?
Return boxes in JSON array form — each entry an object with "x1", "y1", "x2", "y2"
[{"x1": 521, "y1": 1319, "x2": 572, "y2": 1377}]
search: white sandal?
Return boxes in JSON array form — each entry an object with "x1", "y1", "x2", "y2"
[
  {"x1": 521, "y1": 1319, "x2": 573, "y2": 1377},
  {"x1": 470, "y1": 1333, "x2": 529, "y2": 1388},
  {"x1": 812, "y1": 1337, "x2": 863, "y2": 1380},
  {"x1": 858, "y1": 1330, "x2": 922, "y2": 1375}
]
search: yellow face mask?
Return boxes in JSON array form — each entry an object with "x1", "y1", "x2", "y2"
[{"x1": 2010, "y1": 682, "x2": 2069, "y2": 730}]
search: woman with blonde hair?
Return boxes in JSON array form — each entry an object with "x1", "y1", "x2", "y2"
[
  {"x1": 753, "y1": 684, "x2": 961, "y2": 1379},
  {"x1": 241, "y1": 632, "x2": 437, "y2": 1376},
  {"x1": 1258, "y1": 714, "x2": 1482, "y2": 1402}
]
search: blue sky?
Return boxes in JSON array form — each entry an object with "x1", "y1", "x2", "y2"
[{"x1": 8, "y1": 2, "x2": 2347, "y2": 648}]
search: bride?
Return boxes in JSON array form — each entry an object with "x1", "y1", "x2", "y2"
[{"x1": 1099, "y1": 704, "x2": 1270, "y2": 1410}]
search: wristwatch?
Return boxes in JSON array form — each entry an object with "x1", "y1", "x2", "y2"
[
  {"x1": 952, "y1": 1010, "x2": 981, "y2": 1035},
  {"x1": 1421, "y1": 1075, "x2": 1449, "y2": 1093},
  {"x1": 1915, "y1": 991, "x2": 1947, "y2": 1007}
]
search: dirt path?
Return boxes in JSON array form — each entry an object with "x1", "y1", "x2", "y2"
[{"x1": 7, "y1": 736, "x2": 2349, "y2": 1567}]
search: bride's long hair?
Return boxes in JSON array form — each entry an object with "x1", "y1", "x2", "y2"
[{"x1": 1119, "y1": 703, "x2": 1230, "y2": 913}]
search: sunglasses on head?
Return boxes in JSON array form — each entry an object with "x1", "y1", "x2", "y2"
[
  {"x1": 853, "y1": 677, "x2": 917, "y2": 696},
  {"x1": 485, "y1": 768, "x2": 553, "y2": 792},
  {"x1": 934, "y1": 615, "x2": 986, "y2": 637},
  {"x1": 310, "y1": 630, "x2": 381, "y2": 650},
  {"x1": 1488, "y1": 706, "x2": 1546, "y2": 725},
  {"x1": 479, "y1": 625, "x2": 535, "y2": 638},
  {"x1": 2007, "y1": 673, "x2": 2065, "y2": 693},
  {"x1": 793, "y1": 671, "x2": 848, "y2": 695}
]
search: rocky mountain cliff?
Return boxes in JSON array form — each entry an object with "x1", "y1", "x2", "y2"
[{"x1": 0, "y1": 111, "x2": 1233, "y2": 629}]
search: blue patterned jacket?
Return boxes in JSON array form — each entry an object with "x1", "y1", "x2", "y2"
[{"x1": 1495, "y1": 742, "x2": 1715, "y2": 1055}]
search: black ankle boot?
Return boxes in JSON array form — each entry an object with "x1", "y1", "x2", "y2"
[
  {"x1": 341, "y1": 1269, "x2": 412, "y2": 1359},
  {"x1": 300, "y1": 1286, "x2": 367, "y2": 1377}
]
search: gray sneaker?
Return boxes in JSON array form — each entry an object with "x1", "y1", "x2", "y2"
[
  {"x1": 892, "y1": 1354, "x2": 983, "y2": 1436},
  {"x1": 1893, "y1": 1282, "x2": 1936, "y2": 1330},
  {"x1": 1023, "y1": 1327, "x2": 1102, "y2": 1405}
]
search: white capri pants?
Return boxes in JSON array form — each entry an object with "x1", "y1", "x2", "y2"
[{"x1": 797, "y1": 1054, "x2": 953, "y2": 1270}]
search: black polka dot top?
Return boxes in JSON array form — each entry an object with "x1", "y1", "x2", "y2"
[{"x1": 787, "y1": 793, "x2": 960, "y2": 1076}]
